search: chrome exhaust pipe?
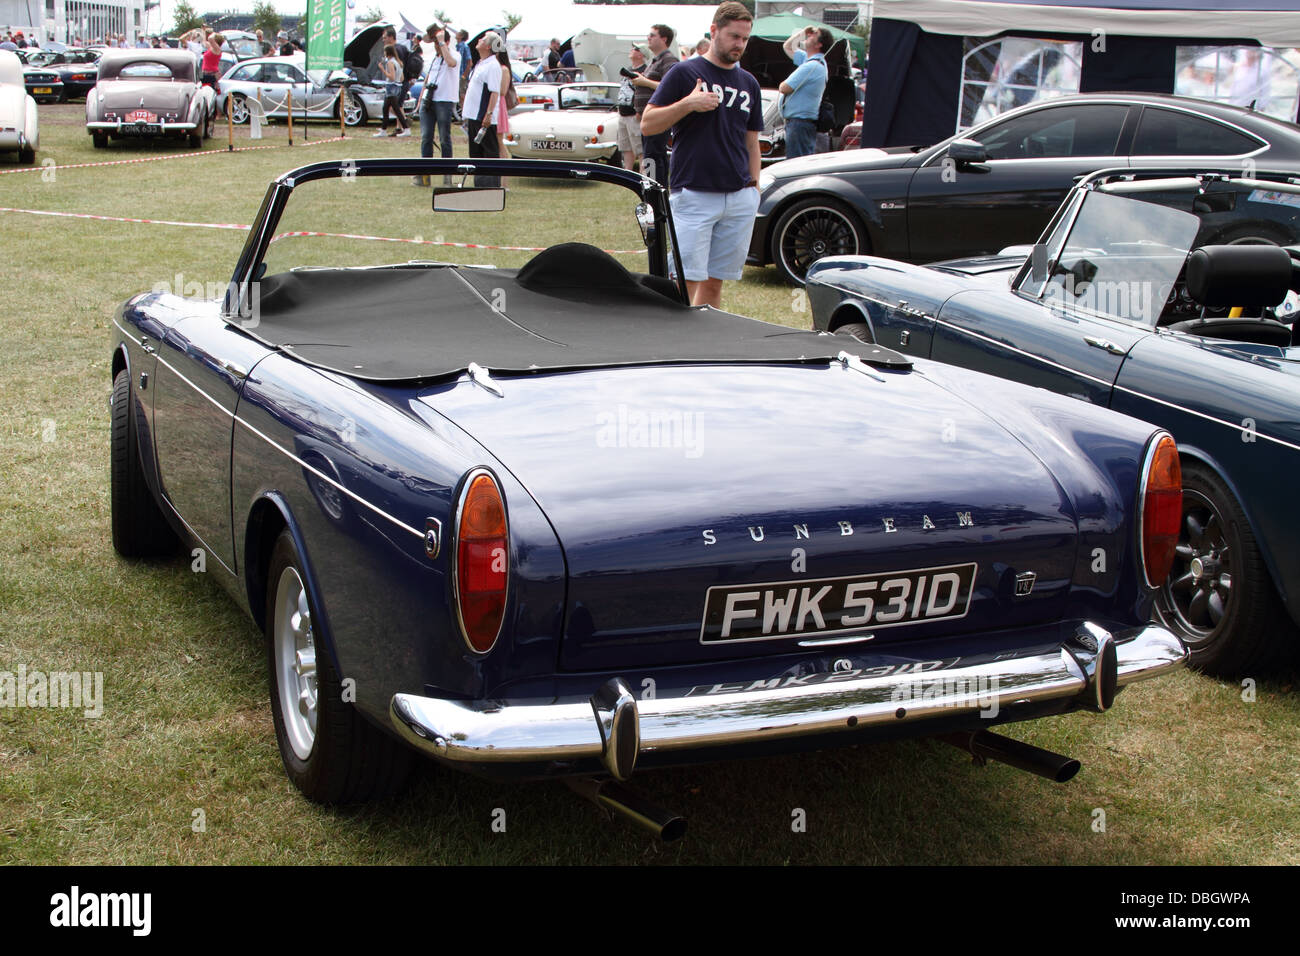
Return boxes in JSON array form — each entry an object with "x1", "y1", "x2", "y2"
[
  {"x1": 566, "y1": 777, "x2": 688, "y2": 842},
  {"x1": 940, "y1": 730, "x2": 1081, "y2": 783}
]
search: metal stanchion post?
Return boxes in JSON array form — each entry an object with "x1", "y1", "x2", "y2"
[
  {"x1": 340, "y1": 90, "x2": 345, "y2": 138},
  {"x1": 287, "y1": 88, "x2": 293, "y2": 145},
  {"x1": 227, "y1": 94, "x2": 233, "y2": 151}
]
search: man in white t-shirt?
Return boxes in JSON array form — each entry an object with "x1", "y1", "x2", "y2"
[
  {"x1": 462, "y1": 31, "x2": 504, "y2": 185},
  {"x1": 416, "y1": 24, "x2": 461, "y2": 185}
]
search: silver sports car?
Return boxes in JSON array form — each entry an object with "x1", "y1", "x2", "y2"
[{"x1": 216, "y1": 54, "x2": 413, "y2": 128}]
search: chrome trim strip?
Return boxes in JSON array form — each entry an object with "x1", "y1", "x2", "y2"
[
  {"x1": 161, "y1": 499, "x2": 237, "y2": 577},
  {"x1": 389, "y1": 623, "x2": 1187, "y2": 766},
  {"x1": 920, "y1": 314, "x2": 1300, "y2": 454},
  {"x1": 112, "y1": 318, "x2": 425, "y2": 542}
]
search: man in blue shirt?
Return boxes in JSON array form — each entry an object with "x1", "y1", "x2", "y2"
[
  {"x1": 779, "y1": 26, "x2": 829, "y2": 158},
  {"x1": 642, "y1": 2, "x2": 763, "y2": 309}
]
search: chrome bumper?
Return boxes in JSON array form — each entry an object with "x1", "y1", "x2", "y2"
[
  {"x1": 87, "y1": 121, "x2": 198, "y2": 132},
  {"x1": 390, "y1": 623, "x2": 1186, "y2": 779}
]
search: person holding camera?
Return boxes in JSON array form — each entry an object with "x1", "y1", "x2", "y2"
[
  {"x1": 463, "y1": 31, "x2": 505, "y2": 185},
  {"x1": 416, "y1": 23, "x2": 460, "y2": 184},
  {"x1": 616, "y1": 43, "x2": 649, "y2": 171},
  {"x1": 633, "y1": 23, "x2": 678, "y2": 185}
]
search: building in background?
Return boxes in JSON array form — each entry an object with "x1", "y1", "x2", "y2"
[{"x1": 1, "y1": 0, "x2": 148, "y2": 44}]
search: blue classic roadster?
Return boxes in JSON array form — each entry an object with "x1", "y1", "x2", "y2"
[
  {"x1": 110, "y1": 158, "x2": 1186, "y2": 833},
  {"x1": 808, "y1": 167, "x2": 1300, "y2": 679}
]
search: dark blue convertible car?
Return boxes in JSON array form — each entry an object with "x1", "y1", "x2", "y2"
[
  {"x1": 110, "y1": 158, "x2": 1186, "y2": 833},
  {"x1": 808, "y1": 167, "x2": 1300, "y2": 678}
]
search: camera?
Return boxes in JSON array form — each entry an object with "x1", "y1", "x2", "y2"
[{"x1": 618, "y1": 67, "x2": 637, "y2": 79}]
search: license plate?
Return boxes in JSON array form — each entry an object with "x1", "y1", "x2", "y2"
[
  {"x1": 33, "y1": 87, "x2": 52, "y2": 94},
  {"x1": 531, "y1": 140, "x2": 571, "y2": 150},
  {"x1": 127, "y1": 110, "x2": 157, "y2": 122},
  {"x1": 121, "y1": 124, "x2": 162, "y2": 135},
  {"x1": 699, "y1": 562, "x2": 977, "y2": 644}
]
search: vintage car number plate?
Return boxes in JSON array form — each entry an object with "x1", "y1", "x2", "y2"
[
  {"x1": 33, "y1": 87, "x2": 53, "y2": 94},
  {"x1": 700, "y1": 562, "x2": 977, "y2": 644},
  {"x1": 121, "y1": 123, "x2": 163, "y2": 135},
  {"x1": 126, "y1": 110, "x2": 158, "y2": 123},
  {"x1": 532, "y1": 140, "x2": 572, "y2": 150}
]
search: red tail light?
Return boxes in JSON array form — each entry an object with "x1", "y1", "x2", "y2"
[
  {"x1": 595, "y1": 123, "x2": 604, "y2": 135},
  {"x1": 1139, "y1": 434, "x2": 1181, "y2": 588},
  {"x1": 454, "y1": 470, "x2": 508, "y2": 654}
]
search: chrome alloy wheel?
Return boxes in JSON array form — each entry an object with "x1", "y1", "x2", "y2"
[
  {"x1": 274, "y1": 566, "x2": 317, "y2": 760},
  {"x1": 341, "y1": 91, "x2": 364, "y2": 126},
  {"x1": 776, "y1": 202, "x2": 863, "y2": 284},
  {"x1": 1162, "y1": 488, "x2": 1231, "y2": 644}
]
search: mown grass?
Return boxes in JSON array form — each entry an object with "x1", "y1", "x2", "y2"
[{"x1": 1, "y1": 104, "x2": 1298, "y2": 864}]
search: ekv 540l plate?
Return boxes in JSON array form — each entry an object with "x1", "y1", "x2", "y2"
[{"x1": 700, "y1": 563, "x2": 977, "y2": 645}]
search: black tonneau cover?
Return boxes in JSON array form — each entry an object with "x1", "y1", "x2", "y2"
[{"x1": 245, "y1": 243, "x2": 910, "y2": 381}]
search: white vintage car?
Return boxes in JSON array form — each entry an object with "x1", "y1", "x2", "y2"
[
  {"x1": 0, "y1": 49, "x2": 38, "y2": 163},
  {"x1": 505, "y1": 82, "x2": 620, "y2": 164}
]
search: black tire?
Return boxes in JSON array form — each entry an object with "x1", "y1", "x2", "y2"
[
  {"x1": 771, "y1": 196, "x2": 867, "y2": 286},
  {"x1": 337, "y1": 91, "x2": 365, "y2": 127},
  {"x1": 265, "y1": 530, "x2": 412, "y2": 803},
  {"x1": 187, "y1": 129, "x2": 202, "y2": 148},
  {"x1": 110, "y1": 369, "x2": 178, "y2": 558},
  {"x1": 1154, "y1": 460, "x2": 1291, "y2": 676},
  {"x1": 17, "y1": 144, "x2": 35, "y2": 164},
  {"x1": 92, "y1": 131, "x2": 107, "y2": 149},
  {"x1": 835, "y1": 321, "x2": 874, "y2": 343},
  {"x1": 229, "y1": 93, "x2": 249, "y2": 125},
  {"x1": 202, "y1": 106, "x2": 214, "y2": 140},
  {"x1": 607, "y1": 149, "x2": 623, "y2": 169}
]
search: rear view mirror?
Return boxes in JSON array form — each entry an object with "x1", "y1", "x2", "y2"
[
  {"x1": 432, "y1": 187, "x2": 507, "y2": 212},
  {"x1": 948, "y1": 139, "x2": 987, "y2": 164}
]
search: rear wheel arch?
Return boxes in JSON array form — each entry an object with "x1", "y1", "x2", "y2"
[
  {"x1": 1153, "y1": 447, "x2": 1296, "y2": 673},
  {"x1": 826, "y1": 301, "x2": 875, "y2": 339}
]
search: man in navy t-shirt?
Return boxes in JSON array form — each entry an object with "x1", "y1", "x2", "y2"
[{"x1": 642, "y1": 2, "x2": 763, "y2": 309}]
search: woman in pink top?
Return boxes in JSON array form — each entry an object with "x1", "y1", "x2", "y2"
[{"x1": 200, "y1": 31, "x2": 223, "y2": 90}]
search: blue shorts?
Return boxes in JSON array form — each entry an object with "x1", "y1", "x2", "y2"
[{"x1": 670, "y1": 186, "x2": 761, "y2": 282}]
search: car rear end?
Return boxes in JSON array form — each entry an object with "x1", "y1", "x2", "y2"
[{"x1": 394, "y1": 359, "x2": 1187, "y2": 781}]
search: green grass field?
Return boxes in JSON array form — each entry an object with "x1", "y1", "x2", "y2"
[{"x1": 1, "y1": 103, "x2": 1297, "y2": 864}]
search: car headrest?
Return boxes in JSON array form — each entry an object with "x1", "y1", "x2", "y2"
[
  {"x1": 1185, "y1": 245, "x2": 1292, "y2": 308},
  {"x1": 517, "y1": 242, "x2": 639, "y2": 292}
]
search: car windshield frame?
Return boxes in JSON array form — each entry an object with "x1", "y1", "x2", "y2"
[
  {"x1": 1013, "y1": 166, "x2": 1300, "y2": 327},
  {"x1": 556, "y1": 83, "x2": 618, "y2": 110},
  {"x1": 224, "y1": 157, "x2": 686, "y2": 321},
  {"x1": 1012, "y1": 185, "x2": 1201, "y2": 327}
]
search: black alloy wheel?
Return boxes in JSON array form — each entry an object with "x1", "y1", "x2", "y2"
[
  {"x1": 772, "y1": 196, "x2": 866, "y2": 286},
  {"x1": 1154, "y1": 461, "x2": 1290, "y2": 675}
]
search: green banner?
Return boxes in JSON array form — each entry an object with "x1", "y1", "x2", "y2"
[{"x1": 305, "y1": 0, "x2": 347, "y2": 71}]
